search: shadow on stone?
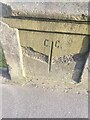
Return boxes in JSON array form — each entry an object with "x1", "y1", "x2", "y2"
[
  {"x1": 72, "y1": 36, "x2": 90, "y2": 83},
  {"x1": 0, "y1": 2, "x2": 12, "y2": 18},
  {"x1": 0, "y1": 42, "x2": 11, "y2": 80},
  {"x1": 0, "y1": 67, "x2": 11, "y2": 80}
]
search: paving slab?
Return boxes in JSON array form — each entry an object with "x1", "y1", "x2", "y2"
[{"x1": 0, "y1": 84, "x2": 88, "y2": 118}]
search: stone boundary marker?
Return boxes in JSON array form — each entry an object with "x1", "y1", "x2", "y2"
[{"x1": 0, "y1": 2, "x2": 89, "y2": 84}]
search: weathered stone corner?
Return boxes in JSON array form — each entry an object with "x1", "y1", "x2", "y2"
[{"x1": 0, "y1": 21, "x2": 25, "y2": 80}]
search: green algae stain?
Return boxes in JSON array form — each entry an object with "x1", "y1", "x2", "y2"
[{"x1": 0, "y1": 46, "x2": 7, "y2": 67}]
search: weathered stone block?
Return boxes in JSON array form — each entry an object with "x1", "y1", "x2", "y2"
[
  {"x1": 0, "y1": 2, "x2": 89, "y2": 84},
  {"x1": 6, "y1": 2, "x2": 88, "y2": 21},
  {"x1": 0, "y1": 21, "x2": 25, "y2": 80}
]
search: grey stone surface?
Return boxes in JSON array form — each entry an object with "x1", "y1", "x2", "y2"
[
  {"x1": 1, "y1": 2, "x2": 89, "y2": 21},
  {"x1": 0, "y1": 21, "x2": 25, "y2": 80}
]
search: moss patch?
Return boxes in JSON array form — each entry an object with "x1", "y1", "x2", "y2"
[{"x1": 0, "y1": 47, "x2": 7, "y2": 67}]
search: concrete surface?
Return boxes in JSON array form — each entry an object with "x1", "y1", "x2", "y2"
[{"x1": 0, "y1": 83, "x2": 88, "y2": 118}]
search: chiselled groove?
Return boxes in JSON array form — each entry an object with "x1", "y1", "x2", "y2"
[
  {"x1": 18, "y1": 28, "x2": 89, "y2": 36},
  {"x1": 48, "y1": 41, "x2": 54, "y2": 72},
  {"x1": 6, "y1": 16, "x2": 89, "y2": 23}
]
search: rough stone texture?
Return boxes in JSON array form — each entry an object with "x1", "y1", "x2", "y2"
[
  {"x1": 2, "y1": 2, "x2": 89, "y2": 21},
  {"x1": 22, "y1": 46, "x2": 87, "y2": 83},
  {"x1": 0, "y1": 21, "x2": 25, "y2": 80},
  {"x1": 2, "y1": 18, "x2": 88, "y2": 35}
]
